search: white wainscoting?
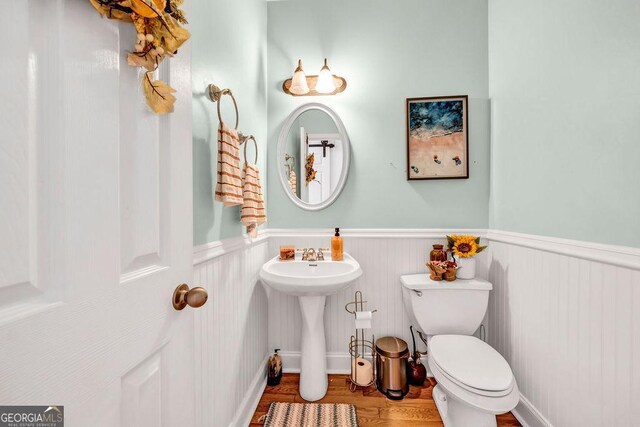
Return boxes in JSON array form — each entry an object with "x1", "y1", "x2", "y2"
[
  {"x1": 192, "y1": 229, "x2": 640, "y2": 427},
  {"x1": 486, "y1": 230, "x2": 640, "y2": 427},
  {"x1": 193, "y1": 233, "x2": 270, "y2": 427},
  {"x1": 267, "y1": 229, "x2": 489, "y2": 373}
]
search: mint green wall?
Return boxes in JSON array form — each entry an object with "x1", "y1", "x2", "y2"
[
  {"x1": 191, "y1": 0, "x2": 638, "y2": 246},
  {"x1": 192, "y1": 0, "x2": 267, "y2": 245},
  {"x1": 267, "y1": 0, "x2": 490, "y2": 229},
  {"x1": 488, "y1": 0, "x2": 640, "y2": 247}
]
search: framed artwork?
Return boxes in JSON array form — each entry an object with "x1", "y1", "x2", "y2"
[{"x1": 406, "y1": 95, "x2": 469, "y2": 180}]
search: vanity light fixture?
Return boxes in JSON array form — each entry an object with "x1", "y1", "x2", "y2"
[{"x1": 283, "y1": 58, "x2": 347, "y2": 96}]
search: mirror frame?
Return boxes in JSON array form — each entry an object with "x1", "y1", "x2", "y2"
[{"x1": 277, "y1": 103, "x2": 351, "y2": 211}]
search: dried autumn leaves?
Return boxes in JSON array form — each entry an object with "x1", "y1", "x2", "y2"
[{"x1": 89, "y1": 0, "x2": 190, "y2": 114}]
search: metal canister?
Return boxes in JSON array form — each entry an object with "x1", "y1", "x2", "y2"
[{"x1": 375, "y1": 336, "x2": 409, "y2": 400}]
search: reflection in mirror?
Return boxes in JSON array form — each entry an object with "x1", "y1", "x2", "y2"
[{"x1": 278, "y1": 104, "x2": 350, "y2": 211}]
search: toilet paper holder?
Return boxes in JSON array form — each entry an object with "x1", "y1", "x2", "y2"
[
  {"x1": 345, "y1": 291, "x2": 377, "y2": 392},
  {"x1": 344, "y1": 290, "x2": 378, "y2": 317}
]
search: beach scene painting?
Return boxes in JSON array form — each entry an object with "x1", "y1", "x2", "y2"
[{"x1": 406, "y1": 95, "x2": 469, "y2": 180}]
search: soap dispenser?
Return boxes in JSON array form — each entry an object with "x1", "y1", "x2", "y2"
[
  {"x1": 332, "y1": 227, "x2": 344, "y2": 261},
  {"x1": 267, "y1": 349, "x2": 282, "y2": 386}
]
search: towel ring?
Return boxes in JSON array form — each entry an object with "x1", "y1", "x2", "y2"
[
  {"x1": 242, "y1": 135, "x2": 258, "y2": 164},
  {"x1": 207, "y1": 84, "x2": 239, "y2": 130}
]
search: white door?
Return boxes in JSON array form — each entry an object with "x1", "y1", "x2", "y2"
[
  {"x1": 299, "y1": 126, "x2": 309, "y2": 202},
  {"x1": 0, "y1": 2, "x2": 195, "y2": 427},
  {"x1": 302, "y1": 133, "x2": 341, "y2": 204},
  {"x1": 306, "y1": 137, "x2": 331, "y2": 204}
]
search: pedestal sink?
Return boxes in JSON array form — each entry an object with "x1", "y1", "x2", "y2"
[{"x1": 260, "y1": 253, "x2": 362, "y2": 401}]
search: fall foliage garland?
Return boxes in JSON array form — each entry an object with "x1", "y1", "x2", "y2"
[{"x1": 89, "y1": 0, "x2": 190, "y2": 114}]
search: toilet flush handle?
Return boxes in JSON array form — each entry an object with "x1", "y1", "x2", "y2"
[{"x1": 412, "y1": 289, "x2": 423, "y2": 297}]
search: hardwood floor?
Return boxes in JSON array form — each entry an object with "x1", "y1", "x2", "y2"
[{"x1": 250, "y1": 374, "x2": 521, "y2": 426}]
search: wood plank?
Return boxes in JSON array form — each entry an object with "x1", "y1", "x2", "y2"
[
  {"x1": 355, "y1": 407, "x2": 380, "y2": 419},
  {"x1": 379, "y1": 406, "x2": 442, "y2": 421},
  {"x1": 251, "y1": 374, "x2": 522, "y2": 426},
  {"x1": 497, "y1": 413, "x2": 525, "y2": 426}
]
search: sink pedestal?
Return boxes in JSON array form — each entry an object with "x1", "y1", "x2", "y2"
[
  {"x1": 259, "y1": 253, "x2": 362, "y2": 401},
  {"x1": 299, "y1": 295, "x2": 328, "y2": 401}
]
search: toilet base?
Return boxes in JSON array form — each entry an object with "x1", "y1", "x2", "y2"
[{"x1": 433, "y1": 384, "x2": 497, "y2": 427}]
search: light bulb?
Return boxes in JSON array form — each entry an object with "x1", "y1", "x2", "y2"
[
  {"x1": 315, "y1": 58, "x2": 336, "y2": 94},
  {"x1": 289, "y1": 59, "x2": 309, "y2": 95}
]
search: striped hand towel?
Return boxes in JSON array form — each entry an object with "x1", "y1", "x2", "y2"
[
  {"x1": 289, "y1": 170, "x2": 297, "y2": 195},
  {"x1": 214, "y1": 122, "x2": 243, "y2": 207},
  {"x1": 241, "y1": 162, "x2": 266, "y2": 233}
]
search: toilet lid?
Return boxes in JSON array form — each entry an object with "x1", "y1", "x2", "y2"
[{"x1": 429, "y1": 335, "x2": 513, "y2": 392}]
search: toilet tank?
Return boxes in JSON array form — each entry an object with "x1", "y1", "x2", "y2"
[{"x1": 401, "y1": 274, "x2": 492, "y2": 336}]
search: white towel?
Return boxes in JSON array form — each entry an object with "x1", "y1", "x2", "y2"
[
  {"x1": 214, "y1": 122, "x2": 243, "y2": 207},
  {"x1": 241, "y1": 162, "x2": 266, "y2": 235}
]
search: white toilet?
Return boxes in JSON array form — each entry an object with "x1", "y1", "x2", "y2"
[{"x1": 401, "y1": 274, "x2": 519, "y2": 427}]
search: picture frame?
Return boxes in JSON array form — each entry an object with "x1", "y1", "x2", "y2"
[{"x1": 406, "y1": 95, "x2": 469, "y2": 180}]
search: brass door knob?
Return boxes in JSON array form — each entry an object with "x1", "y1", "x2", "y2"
[{"x1": 173, "y1": 284, "x2": 208, "y2": 310}]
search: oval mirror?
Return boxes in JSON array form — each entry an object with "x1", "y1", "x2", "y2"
[{"x1": 277, "y1": 103, "x2": 351, "y2": 211}]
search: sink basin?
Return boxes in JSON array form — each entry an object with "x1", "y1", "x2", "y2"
[
  {"x1": 260, "y1": 252, "x2": 362, "y2": 401},
  {"x1": 260, "y1": 253, "x2": 362, "y2": 296}
]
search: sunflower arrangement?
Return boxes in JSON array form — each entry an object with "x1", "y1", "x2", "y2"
[
  {"x1": 89, "y1": 0, "x2": 190, "y2": 114},
  {"x1": 446, "y1": 235, "x2": 487, "y2": 258}
]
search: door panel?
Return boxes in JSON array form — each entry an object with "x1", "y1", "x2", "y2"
[
  {"x1": 118, "y1": 23, "x2": 169, "y2": 281},
  {"x1": 1, "y1": 0, "x2": 62, "y2": 320},
  {"x1": 0, "y1": 2, "x2": 194, "y2": 426},
  {"x1": 121, "y1": 350, "x2": 163, "y2": 427}
]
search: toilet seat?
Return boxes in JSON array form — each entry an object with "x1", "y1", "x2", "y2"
[
  {"x1": 429, "y1": 335, "x2": 514, "y2": 397},
  {"x1": 427, "y1": 354, "x2": 520, "y2": 418},
  {"x1": 430, "y1": 356, "x2": 514, "y2": 398}
]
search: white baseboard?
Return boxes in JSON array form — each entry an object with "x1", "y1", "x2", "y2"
[
  {"x1": 511, "y1": 393, "x2": 553, "y2": 427},
  {"x1": 280, "y1": 351, "x2": 352, "y2": 375},
  {"x1": 230, "y1": 353, "x2": 269, "y2": 427}
]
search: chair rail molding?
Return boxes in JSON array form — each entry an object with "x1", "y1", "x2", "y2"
[
  {"x1": 486, "y1": 229, "x2": 640, "y2": 271},
  {"x1": 266, "y1": 228, "x2": 487, "y2": 239},
  {"x1": 193, "y1": 229, "x2": 269, "y2": 265}
]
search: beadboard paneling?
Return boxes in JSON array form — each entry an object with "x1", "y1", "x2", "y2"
[
  {"x1": 486, "y1": 232, "x2": 640, "y2": 427},
  {"x1": 267, "y1": 230, "x2": 489, "y2": 358},
  {"x1": 195, "y1": 228, "x2": 640, "y2": 426},
  {"x1": 193, "y1": 238, "x2": 270, "y2": 427}
]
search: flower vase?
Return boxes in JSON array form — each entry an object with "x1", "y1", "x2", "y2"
[
  {"x1": 457, "y1": 257, "x2": 476, "y2": 279},
  {"x1": 430, "y1": 244, "x2": 447, "y2": 262}
]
